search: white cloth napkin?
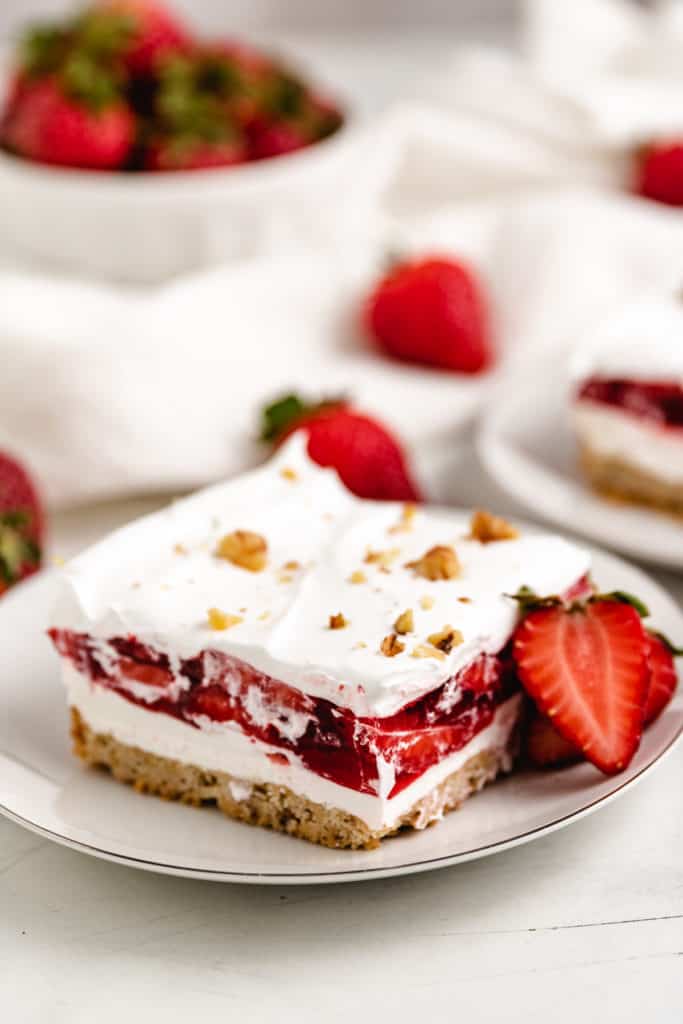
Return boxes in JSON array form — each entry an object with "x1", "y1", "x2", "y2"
[{"x1": 4, "y1": 0, "x2": 683, "y2": 509}]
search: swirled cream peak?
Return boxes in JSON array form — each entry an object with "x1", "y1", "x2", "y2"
[{"x1": 52, "y1": 434, "x2": 590, "y2": 717}]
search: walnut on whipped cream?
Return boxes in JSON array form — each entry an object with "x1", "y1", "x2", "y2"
[
  {"x1": 329, "y1": 612, "x2": 349, "y2": 630},
  {"x1": 411, "y1": 643, "x2": 446, "y2": 661},
  {"x1": 280, "y1": 467, "x2": 298, "y2": 481},
  {"x1": 215, "y1": 530, "x2": 268, "y2": 572},
  {"x1": 419, "y1": 595, "x2": 435, "y2": 610},
  {"x1": 207, "y1": 608, "x2": 243, "y2": 631},
  {"x1": 469, "y1": 509, "x2": 519, "y2": 543},
  {"x1": 406, "y1": 545, "x2": 460, "y2": 581},
  {"x1": 348, "y1": 570, "x2": 367, "y2": 584},
  {"x1": 393, "y1": 609, "x2": 415, "y2": 635},
  {"x1": 173, "y1": 543, "x2": 188, "y2": 556},
  {"x1": 427, "y1": 625, "x2": 464, "y2": 653},
  {"x1": 380, "y1": 633, "x2": 405, "y2": 657}
]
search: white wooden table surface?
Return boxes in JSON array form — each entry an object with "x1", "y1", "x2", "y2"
[{"x1": 1, "y1": 31, "x2": 682, "y2": 1024}]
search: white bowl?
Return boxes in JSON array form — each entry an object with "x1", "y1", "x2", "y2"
[{"x1": 0, "y1": 114, "x2": 359, "y2": 283}]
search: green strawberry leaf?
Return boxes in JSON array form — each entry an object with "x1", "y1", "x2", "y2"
[{"x1": 599, "y1": 590, "x2": 650, "y2": 619}]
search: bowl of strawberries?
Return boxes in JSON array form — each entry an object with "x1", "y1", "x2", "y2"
[{"x1": 0, "y1": 0, "x2": 352, "y2": 282}]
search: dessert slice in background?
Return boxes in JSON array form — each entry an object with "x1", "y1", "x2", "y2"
[
  {"x1": 48, "y1": 435, "x2": 591, "y2": 849},
  {"x1": 573, "y1": 296, "x2": 683, "y2": 516}
]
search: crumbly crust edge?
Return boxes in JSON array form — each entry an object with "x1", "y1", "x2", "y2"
[
  {"x1": 70, "y1": 707, "x2": 518, "y2": 851},
  {"x1": 579, "y1": 443, "x2": 683, "y2": 517}
]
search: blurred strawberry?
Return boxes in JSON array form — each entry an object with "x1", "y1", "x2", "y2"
[
  {"x1": 3, "y1": 76, "x2": 134, "y2": 169},
  {"x1": 635, "y1": 141, "x2": 683, "y2": 206},
  {"x1": 248, "y1": 119, "x2": 308, "y2": 159},
  {"x1": 261, "y1": 394, "x2": 422, "y2": 502},
  {"x1": 94, "y1": 0, "x2": 191, "y2": 74},
  {"x1": 144, "y1": 134, "x2": 246, "y2": 169},
  {"x1": 365, "y1": 256, "x2": 494, "y2": 375},
  {"x1": 0, "y1": 452, "x2": 43, "y2": 597}
]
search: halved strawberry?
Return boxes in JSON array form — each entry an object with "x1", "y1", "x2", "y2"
[
  {"x1": 525, "y1": 710, "x2": 581, "y2": 769},
  {"x1": 513, "y1": 600, "x2": 650, "y2": 775},
  {"x1": 644, "y1": 632, "x2": 679, "y2": 725}
]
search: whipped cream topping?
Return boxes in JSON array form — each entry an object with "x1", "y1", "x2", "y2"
[
  {"x1": 53, "y1": 435, "x2": 590, "y2": 717},
  {"x1": 572, "y1": 295, "x2": 683, "y2": 386}
]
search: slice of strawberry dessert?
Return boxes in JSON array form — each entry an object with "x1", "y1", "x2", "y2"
[
  {"x1": 49, "y1": 435, "x2": 590, "y2": 849},
  {"x1": 573, "y1": 296, "x2": 683, "y2": 516}
]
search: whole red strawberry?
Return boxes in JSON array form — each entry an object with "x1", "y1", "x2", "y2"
[
  {"x1": 635, "y1": 141, "x2": 683, "y2": 206},
  {"x1": 364, "y1": 256, "x2": 494, "y2": 375},
  {"x1": 94, "y1": 0, "x2": 191, "y2": 75},
  {"x1": 3, "y1": 77, "x2": 134, "y2": 170},
  {"x1": 261, "y1": 395, "x2": 422, "y2": 502},
  {"x1": 0, "y1": 452, "x2": 44, "y2": 597}
]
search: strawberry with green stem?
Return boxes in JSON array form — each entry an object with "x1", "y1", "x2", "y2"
[
  {"x1": 0, "y1": 452, "x2": 43, "y2": 597},
  {"x1": 261, "y1": 394, "x2": 422, "y2": 502}
]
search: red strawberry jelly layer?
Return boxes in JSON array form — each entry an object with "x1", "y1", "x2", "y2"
[
  {"x1": 49, "y1": 629, "x2": 519, "y2": 799},
  {"x1": 578, "y1": 377, "x2": 683, "y2": 428}
]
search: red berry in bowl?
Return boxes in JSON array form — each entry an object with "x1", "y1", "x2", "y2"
[
  {"x1": 94, "y1": 0, "x2": 192, "y2": 74},
  {"x1": 364, "y1": 257, "x2": 494, "y2": 375},
  {"x1": 635, "y1": 140, "x2": 683, "y2": 206},
  {"x1": 0, "y1": 451, "x2": 44, "y2": 597},
  {"x1": 3, "y1": 77, "x2": 135, "y2": 169}
]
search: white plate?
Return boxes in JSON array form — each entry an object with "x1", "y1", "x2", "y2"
[
  {"x1": 1, "y1": 553, "x2": 681, "y2": 885},
  {"x1": 478, "y1": 355, "x2": 683, "y2": 569}
]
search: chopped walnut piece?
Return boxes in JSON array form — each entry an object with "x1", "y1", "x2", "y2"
[
  {"x1": 277, "y1": 573, "x2": 294, "y2": 584},
  {"x1": 458, "y1": 596, "x2": 472, "y2": 604},
  {"x1": 329, "y1": 613, "x2": 348, "y2": 630},
  {"x1": 406, "y1": 545, "x2": 460, "y2": 580},
  {"x1": 215, "y1": 530, "x2": 268, "y2": 572},
  {"x1": 173, "y1": 543, "x2": 188, "y2": 556},
  {"x1": 411, "y1": 644, "x2": 446, "y2": 661},
  {"x1": 207, "y1": 608, "x2": 243, "y2": 631},
  {"x1": 258, "y1": 611, "x2": 271, "y2": 621},
  {"x1": 427, "y1": 625, "x2": 464, "y2": 653},
  {"x1": 419, "y1": 595, "x2": 435, "y2": 610},
  {"x1": 388, "y1": 503, "x2": 417, "y2": 535},
  {"x1": 280, "y1": 467, "x2": 298, "y2": 482},
  {"x1": 380, "y1": 633, "x2": 405, "y2": 657},
  {"x1": 354, "y1": 641, "x2": 368, "y2": 650},
  {"x1": 365, "y1": 547, "x2": 401, "y2": 569},
  {"x1": 282, "y1": 560, "x2": 300, "y2": 571},
  {"x1": 393, "y1": 609, "x2": 415, "y2": 635},
  {"x1": 348, "y1": 570, "x2": 367, "y2": 584},
  {"x1": 469, "y1": 509, "x2": 519, "y2": 543}
]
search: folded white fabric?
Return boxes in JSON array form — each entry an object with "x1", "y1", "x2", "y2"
[{"x1": 3, "y1": 0, "x2": 683, "y2": 508}]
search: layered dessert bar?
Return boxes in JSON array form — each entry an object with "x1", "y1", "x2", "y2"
[
  {"x1": 49, "y1": 436, "x2": 590, "y2": 849},
  {"x1": 573, "y1": 297, "x2": 683, "y2": 515}
]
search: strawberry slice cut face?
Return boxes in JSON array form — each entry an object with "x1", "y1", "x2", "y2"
[{"x1": 513, "y1": 601, "x2": 650, "y2": 775}]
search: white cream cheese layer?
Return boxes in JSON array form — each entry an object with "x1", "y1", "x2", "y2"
[
  {"x1": 574, "y1": 402, "x2": 683, "y2": 483},
  {"x1": 65, "y1": 665, "x2": 522, "y2": 831},
  {"x1": 53, "y1": 434, "x2": 589, "y2": 717}
]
